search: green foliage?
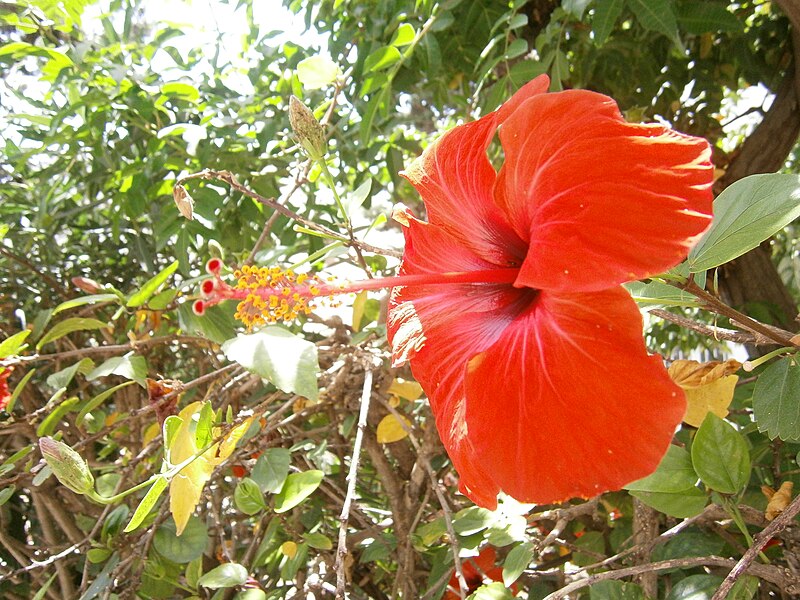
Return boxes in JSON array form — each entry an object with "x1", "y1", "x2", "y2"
[
  {"x1": 689, "y1": 174, "x2": 800, "y2": 271},
  {"x1": 2, "y1": 0, "x2": 800, "y2": 598}
]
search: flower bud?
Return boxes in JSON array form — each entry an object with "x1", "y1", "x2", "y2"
[
  {"x1": 39, "y1": 437, "x2": 95, "y2": 496},
  {"x1": 288, "y1": 96, "x2": 326, "y2": 160},
  {"x1": 71, "y1": 277, "x2": 103, "y2": 294},
  {"x1": 173, "y1": 184, "x2": 194, "y2": 220}
]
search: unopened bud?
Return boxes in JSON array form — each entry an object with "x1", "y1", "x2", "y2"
[
  {"x1": 72, "y1": 277, "x2": 102, "y2": 294},
  {"x1": 39, "y1": 437, "x2": 95, "y2": 496},
  {"x1": 288, "y1": 96, "x2": 326, "y2": 160},
  {"x1": 173, "y1": 184, "x2": 194, "y2": 220}
]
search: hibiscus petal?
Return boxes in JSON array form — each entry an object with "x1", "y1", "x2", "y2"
[
  {"x1": 400, "y1": 75, "x2": 550, "y2": 267},
  {"x1": 495, "y1": 89, "x2": 713, "y2": 292},
  {"x1": 462, "y1": 286, "x2": 685, "y2": 504},
  {"x1": 387, "y1": 220, "x2": 539, "y2": 508}
]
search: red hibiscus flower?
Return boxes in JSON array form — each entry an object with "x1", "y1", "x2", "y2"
[
  {"x1": 0, "y1": 367, "x2": 13, "y2": 412},
  {"x1": 444, "y1": 547, "x2": 514, "y2": 599},
  {"x1": 196, "y1": 74, "x2": 713, "y2": 508},
  {"x1": 387, "y1": 74, "x2": 713, "y2": 508}
]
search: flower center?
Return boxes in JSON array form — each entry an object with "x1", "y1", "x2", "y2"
[{"x1": 193, "y1": 260, "x2": 521, "y2": 329}]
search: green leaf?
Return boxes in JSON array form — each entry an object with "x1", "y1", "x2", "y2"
[
  {"x1": 303, "y1": 532, "x2": 333, "y2": 550},
  {"x1": 625, "y1": 446, "x2": 700, "y2": 493},
  {"x1": 125, "y1": 476, "x2": 168, "y2": 533},
  {"x1": 36, "y1": 318, "x2": 109, "y2": 350},
  {"x1": 296, "y1": 55, "x2": 340, "y2": 89},
  {"x1": 153, "y1": 517, "x2": 208, "y2": 563},
  {"x1": 0, "y1": 486, "x2": 16, "y2": 507},
  {"x1": 45, "y1": 357, "x2": 94, "y2": 389},
  {"x1": 665, "y1": 574, "x2": 723, "y2": 600},
  {"x1": 728, "y1": 575, "x2": 759, "y2": 600},
  {"x1": 359, "y1": 89, "x2": 386, "y2": 146},
  {"x1": 0, "y1": 330, "x2": 31, "y2": 358},
  {"x1": 87, "y1": 354, "x2": 148, "y2": 386},
  {"x1": 273, "y1": 470, "x2": 323, "y2": 513},
  {"x1": 502, "y1": 542, "x2": 534, "y2": 586},
  {"x1": 677, "y1": 1, "x2": 742, "y2": 34},
  {"x1": 344, "y1": 178, "x2": 372, "y2": 214},
  {"x1": 251, "y1": 448, "x2": 292, "y2": 493},
  {"x1": 160, "y1": 82, "x2": 199, "y2": 102},
  {"x1": 507, "y1": 13, "x2": 528, "y2": 30},
  {"x1": 127, "y1": 260, "x2": 179, "y2": 307},
  {"x1": 562, "y1": 0, "x2": 592, "y2": 19},
  {"x1": 36, "y1": 396, "x2": 80, "y2": 436},
  {"x1": 625, "y1": 279, "x2": 700, "y2": 308},
  {"x1": 689, "y1": 174, "x2": 800, "y2": 272},
  {"x1": 52, "y1": 294, "x2": 120, "y2": 315},
  {"x1": 391, "y1": 23, "x2": 416, "y2": 47},
  {"x1": 5, "y1": 368, "x2": 35, "y2": 414},
  {"x1": 453, "y1": 506, "x2": 493, "y2": 536},
  {"x1": 197, "y1": 562, "x2": 248, "y2": 589},
  {"x1": 592, "y1": 0, "x2": 625, "y2": 45},
  {"x1": 590, "y1": 580, "x2": 646, "y2": 600},
  {"x1": 628, "y1": 488, "x2": 708, "y2": 518},
  {"x1": 691, "y1": 413, "x2": 750, "y2": 494},
  {"x1": 364, "y1": 45, "x2": 402, "y2": 72},
  {"x1": 178, "y1": 301, "x2": 238, "y2": 345},
  {"x1": 87, "y1": 548, "x2": 112, "y2": 564},
  {"x1": 76, "y1": 381, "x2": 136, "y2": 428},
  {"x1": 194, "y1": 401, "x2": 215, "y2": 449},
  {"x1": 752, "y1": 358, "x2": 800, "y2": 441},
  {"x1": 572, "y1": 530, "x2": 605, "y2": 566},
  {"x1": 234, "y1": 477, "x2": 267, "y2": 515},
  {"x1": 628, "y1": 0, "x2": 681, "y2": 46},
  {"x1": 468, "y1": 582, "x2": 514, "y2": 599},
  {"x1": 504, "y1": 38, "x2": 528, "y2": 60},
  {"x1": 222, "y1": 327, "x2": 319, "y2": 401}
]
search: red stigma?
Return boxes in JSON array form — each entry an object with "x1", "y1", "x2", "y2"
[
  {"x1": 206, "y1": 258, "x2": 223, "y2": 275},
  {"x1": 201, "y1": 279, "x2": 216, "y2": 295},
  {"x1": 192, "y1": 300, "x2": 206, "y2": 315}
]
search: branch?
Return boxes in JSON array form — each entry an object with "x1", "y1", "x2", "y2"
[
  {"x1": 335, "y1": 368, "x2": 373, "y2": 599},
  {"x1": 544, "y1": 556, "x2": 797, "y2": 599},
  {"x1": 712, "y1": 492, "x2": 800, "y2": 599},
  {"x1": 649, "y1": 309, "x2": 761, "y2": 344},
  {"x1": 177, "y1": 169, "x2": 401, "y2": 259}
]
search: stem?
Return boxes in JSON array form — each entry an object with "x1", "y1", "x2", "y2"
[
  {"x1": 335, "y1": 368, "x2": 373, "y2": 599},
  {"x1": 678, "y1": 279, "x2": 798, "y2": 347},
  {"x1": 318, "y1": 160, "x2": 351, "y2": 230},
  {"x1": 725, "y1": 499, "x2": 770, "y2": 564},
  {"x1": 743, "y1": 347, "x2": 797, "y2": 372}
]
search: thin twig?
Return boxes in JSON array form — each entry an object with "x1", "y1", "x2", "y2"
[
  {"x1": 0, "y1": 334, "x2": 209, "y2": 367},
  {"x1": 712, "y1": 492, "x2": 800, "y2": 599},
  {"x1": 650, "y1": 309, "x2": 759, "y2": 344},
  {"x1": 177, "y1": 169, "x2": 401, "y2": 259},
  {"x1": 545, "y1": 556, "x2": 795, "y2": 599},
  {"x1": 335, "y1": 368, "x2": 374, "y2": 599},
  {"x1": 379, "y1": 398, "x2": 468, "y2": 598},
  {"x1": 678, "y1": 279, "x2": 798, "y2": 347}
]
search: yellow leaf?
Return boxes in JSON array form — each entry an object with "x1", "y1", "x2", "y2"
[
  {"x1": 352, "y1": 291, "x2": 368, "y2": 332},
  {"x1": 376, "y1": 413, "x2": 411, "y2": 444},
  {"x1": 168, "y1": 403, "x2": 214, "y2": 535},
  {"x1": 142, "y1": 422, "x2": 160, "y2": 446},
  {"x1": 167, "y1": 402, "x2": 252, "y2": 535},
  {"x1": 668, "y1": 359, "x2": 741, "y2": 427},
  {"x1": 387, "y1": 378, "x2": 423, "y2": 400},
  {"x1": 212, "y1": 416, "x2": 253, "y2": 466},
  {"x1": 281, "y1": 541, "x2": 298, "y2": 558},
  {"x1": 764, "y1": 481, "x2": 793, "y2": 521}
]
